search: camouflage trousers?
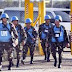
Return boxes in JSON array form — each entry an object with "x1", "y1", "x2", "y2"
[
  {"x1": 14, "y1": 43, "x2": 22, "y2": 67},
  {"x1": 51, "y1": 42, "x2": 64, "y2": 64},
  {"x1": 41, "y1": 40, "x2": 51, "y2": 60},
  {"x1": 22, "y1": 43, "x2": 35, "y2": 60},
  {"x1": 0, "y1": 42, "x2": 13, "y2": 68}
]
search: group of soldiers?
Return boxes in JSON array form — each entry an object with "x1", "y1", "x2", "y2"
[{"x1": 0, "y1": 13, "x2": 68, "y2": 71}]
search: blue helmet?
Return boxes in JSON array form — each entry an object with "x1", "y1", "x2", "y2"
[
  {"x1": 25, "y1": 18, "x2": 32, "y2": 24},
  {"x1": 44, "y1": 15, "x2": 51, "y2": 20},
  {"x1": 11, "y1": 16, "x2": 19, "y2": 22},
  {"x1": 1, "y1": 13, "x2": 9, "y2": 19},
  {"x1": 55, "y1": 15, "x2": 62, "y2": 22}
]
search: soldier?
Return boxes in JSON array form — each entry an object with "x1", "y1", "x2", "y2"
[
  {"x1": 51, "y1": 15, "x2": 68, "y2": 68},
  {"x1": 11, "y1": 16, "x2": 27, "y2": 67},
  {"x1": 21, "y1": 18, "x2": 37, "y2": 64},
  {"x1": 0, "y1": 13, "x2": 18, "y2": 71},
  {"x1": 39, "y1": 15, "x2": 53, "y2": 62}
]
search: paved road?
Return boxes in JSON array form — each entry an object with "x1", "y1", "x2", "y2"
[{"x1": 1, "y1": 52, "x2": 72, "y2": 72}]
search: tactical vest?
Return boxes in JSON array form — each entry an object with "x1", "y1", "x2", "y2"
[
  {"x1": 51, "y1": 25, "x2": 64, "y2": 42},
  {"x1": 24, "y1": 27, "x2": 34, "y2": 43},
  {"x1": 0, "y1": 23, "x2": 11, "y2": 42},
  {"x1": 41, "y1": 23, "x2": 52, "y2": 40}
]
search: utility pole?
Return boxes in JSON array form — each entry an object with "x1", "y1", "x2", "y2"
[
  {"x1": 19, "y1": 0, "x2": 21, "y2": 8},
  {"x1": 51, "y1": 0, "x2": 53, "y2": 8}
]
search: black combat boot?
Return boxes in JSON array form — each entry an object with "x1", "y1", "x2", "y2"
[
  {"x1": 58, "y1": 53, "x2": 62, "y2": 68},
  {"x1": 0, "y1": 65, "x2": 2, "y2": 71},
  {"x1": 16, "y1": 59, "x2": 19, "y2": 67},
  {"x1": 54, "y1": 59, "x2": 57, "y2": 67},
  {"x1": 0, "y1": 56, "x2": 2, "y2": 71},
  {"x1": 47, "y1": 53, "x2": 50, "y2": 62},
  {"x1": 58, "y1": 63, "x2": 61, "y2": 68},
  {"x1": 30, "y1": 56, "x2": 33, "y2": 64},
  {"x1": 44, "y1": 53, "x2": 46, "y2": 60},
  {"x1": 53, "y1": 56, "x2": 57, "y2": 67},
  {"x1": 8, "y1": 60, "x2": 12, "y2": 70},
  {"x1": 21, "y1": 51, "x2": 25, "y2": 65}
]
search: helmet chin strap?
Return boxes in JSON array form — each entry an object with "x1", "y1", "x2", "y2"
[{"x1": 2, "y1": 21, "x2": 7, "y2": 25}]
